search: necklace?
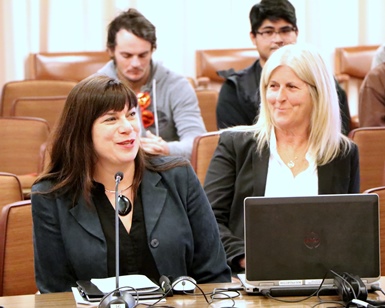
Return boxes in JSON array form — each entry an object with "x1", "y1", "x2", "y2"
[
  {"x1": 287, "y1": 157, "x2": 298, "y2": 169},
  {"x1": 104, "y1": 184, "x2": 132, "y2": 194},
  {"x1": 282, "y1": 145, "x2": 308, "y2": 169},
  {"x1": 105, "y1": 184, "x2": 133, "y2": 216}
]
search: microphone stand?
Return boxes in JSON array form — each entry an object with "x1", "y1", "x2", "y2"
[
  {"x1": 99, "y1": 172, "x2": 135, "y2": 308},
  {"x1": 114, "y1": 173, "x2": 121, "y2": 296}
]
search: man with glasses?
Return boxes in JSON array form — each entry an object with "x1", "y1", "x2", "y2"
[
  {"x1": 216, "y1": 0, "x2": 351, "y2": 135},
  {"x1": 96, "y1": 8, "x2": 206, "y2": 160}
]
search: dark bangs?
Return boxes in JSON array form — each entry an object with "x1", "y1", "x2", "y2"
[
  {"x1": 95, "y1": 79, "x2": 138, "y2": 117},
  {"x1": 61, "y1": 76, "x2": 138, "y2": 147},
  {"x1": 250, "y1": 0, "x2": 297, "y2": 34}
]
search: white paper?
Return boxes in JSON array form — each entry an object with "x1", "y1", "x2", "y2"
[
  {"x1": 91, "y1": 274, "x2": 160, "y2": 294},
  {"x1": 72, "y1": 287, "x2": 98, "y2": 307}
]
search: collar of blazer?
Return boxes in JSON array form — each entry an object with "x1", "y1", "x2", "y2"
[{"x1": 69, "y1": 168, "x2": 168, "y2": 240}]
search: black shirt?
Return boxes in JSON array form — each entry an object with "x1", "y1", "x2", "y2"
[{"x1": 93, "y1": 182, "x2": 160, "y2": 282}]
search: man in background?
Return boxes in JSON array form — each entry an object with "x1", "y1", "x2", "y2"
[
  {"x1": 216, "y1": 0, "x2": 351, "y2": 135},
  {"x1": 97, "y1": 8, "x2": 206, "y2": 160},
  {"x1": 359, "y1": 61, "x2": 385, "y2": 127}
]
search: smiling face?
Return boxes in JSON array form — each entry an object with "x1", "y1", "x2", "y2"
[
  {"x1": 92, "y1": 105, "x2": 140, "y2": 170},
  {"x1": 266, "y1": 65, "x2": 313, "y2": 133},
  {"x1": 109, "y1": 29, "x2": 153, "y2": 86}
]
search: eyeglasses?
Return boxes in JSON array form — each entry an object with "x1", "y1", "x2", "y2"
[
  {"x1": 256, "y1": 26, "x2": 297, "y2": 39},
  {"x1": 136, "y1": 92, "x2": 154, "y2": 128}
]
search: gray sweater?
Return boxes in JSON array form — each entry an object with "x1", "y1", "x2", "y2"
[{"x1": 97, "y1": 60, "x2": 207, "y2": 159}]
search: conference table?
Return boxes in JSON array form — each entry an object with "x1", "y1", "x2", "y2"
[{"x1": 2, "y1": 278, "x2": 385, "y2": 308}]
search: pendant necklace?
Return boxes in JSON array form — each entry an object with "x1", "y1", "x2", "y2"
[
  {"x1": 287, "y1": 150, "x2": 308, "y2": 169},
  {"x1": 105, "y1": 184, "x2": 133, "y2": 216},
  {"x1": 285, "y1": 145, "x2": 308, "y2": 169},
  {"x1": 287, "y1": 157, "x2": 298, "y2": 169}
]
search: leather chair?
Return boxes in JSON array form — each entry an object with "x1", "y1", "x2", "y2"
[
  {"x1": 10, "y1": 95, "x2": 67, "y2": 130},
  {"x1": 348, "y1": 127, "x2": 385, "y2": 192},
  {"x1": 334, "y1": 45, "x2": 380, "y2": 129},
  {"x1": 195, "y1": 48, "x2": 258, "y2": 91},
  {"x1": 0, "y1": 117, "x2": 50, "y2": 195},
  {"x1": 0, "y1": 79, "x2": 76, "y2": 117},
  {"x1": 0, "y1": 172, "x2": 23, "y2": 211},
  {"x1": 28, "y1": 51, "x2": 110, "y2": 82},
  {"x1": 195, "y1": 89, "x2": 219, "y2": 132},
  {"x1": 363, "y1": 186, "x2": 385, "y2": 274},
  {"x1": 0, "y1": 200, "x2": 37, "y2": 296},
  {"x1": 191, "y1": 131, "x2": 221, "y2": 185}
]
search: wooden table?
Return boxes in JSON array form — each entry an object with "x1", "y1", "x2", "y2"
[{"x1": 1, "y1": 280, "x2": 385, "y2": 308}]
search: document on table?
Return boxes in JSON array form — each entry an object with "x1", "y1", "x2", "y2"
[{"x1": 91, "y1": 274, "x2": 160, "y2": 293}]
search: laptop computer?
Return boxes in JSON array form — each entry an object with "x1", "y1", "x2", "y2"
[{"x1": 239, "y1": 194, "x2": 380, "y2": 296}]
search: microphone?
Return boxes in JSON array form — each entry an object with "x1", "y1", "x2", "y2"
[
  {"x1": 115, "y1": 171, "x2": 124, "y2": 182},
  {"x1": 99, "y1": 171, "x2": 135, "y2": 308}
]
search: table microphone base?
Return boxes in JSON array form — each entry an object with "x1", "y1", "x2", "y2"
[{"x1": 99, "y1": 290, "x2": 135, "y2": 308}]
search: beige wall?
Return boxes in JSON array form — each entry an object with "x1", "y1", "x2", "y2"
[{"x1": 0, "y1": 0, "x2": 385, "y2": 91}]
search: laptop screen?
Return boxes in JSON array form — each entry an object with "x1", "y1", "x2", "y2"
[{"x1": 244, "y1": 194, "x2": 380, "y2": 287}]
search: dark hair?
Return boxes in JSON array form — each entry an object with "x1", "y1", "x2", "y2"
[
  {"x1": 107, "y1": 8, "x2": 157, "y2": 51},
  {"x1": 249, "y1": 0, "x2": 297, "y2": 35},
  {"x1": 35, "y1": 75, "x2": 186, "y2": 205}
]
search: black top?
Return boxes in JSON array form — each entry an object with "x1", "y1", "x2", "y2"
[{"x1": 93, "y1": 182, "x2": 160, "y2": 281}]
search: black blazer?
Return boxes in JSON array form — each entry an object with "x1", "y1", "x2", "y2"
[
  {"x1": 32, "y1": 158, "x2": 231, "y2": 293},
  {"x1": 204, "y1": 130, "x2": 360, "y2": 273}
]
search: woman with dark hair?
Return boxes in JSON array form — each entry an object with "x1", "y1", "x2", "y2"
[{"x1": 31, "y1": 75, "x2": 230, "y2": 293}]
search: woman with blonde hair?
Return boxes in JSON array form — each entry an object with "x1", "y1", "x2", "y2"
[{"x1": 204, "y1": 43, "x2": 359, "y2": 274}]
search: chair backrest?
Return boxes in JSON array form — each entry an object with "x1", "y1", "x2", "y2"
[
  {"x1": 334, "y1": 45, "x2": 379, "y2": 128},
  {"x1": 28, "y1": 51, "x2": 110, "y2": 82},
  {"x1": 0, "y1": 200, "x2": 37, "y2": 296},
  {"x1": 191, "y1": 131, "x2": 221, "y2": 185},
  {"x1": 363, "y1": 186, "x2": 385, "y2": 274},
  {"x1": 0, "y1": 79, "x2": 76, "y2": 116},
  {"x1": 348, "y1": 127, "x2": 385, "y2": 192},
  {"x1": 10, "y1": 95, "x2": 67, "y2": 130},
  {"x1": 0, "y1": 117, "x2": 50, "y2": 176},
  {"x1": 195, "y1": 89, "x2": 219, "y2": 132},
  {"x1": 0, "y1": 172, "x2": 23, "y2": 212},
  {"x1": 195, "y1": 48, "x2": 258, "y2": 91}
]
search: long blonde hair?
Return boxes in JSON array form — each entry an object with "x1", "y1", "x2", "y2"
[{"x1": 232, "y1": 43, "x2": 351, "y2": 165}]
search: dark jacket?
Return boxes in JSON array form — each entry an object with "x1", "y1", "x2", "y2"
[
  {"x1": 216, "y1": 60, "x2": 352, "y2": 135},
  {"x1": 32, "y1": 158, "x2": 231, "y2": 293},
  {"x1": 204, "y1": 131, "x2": 360, "y2": 273}
]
